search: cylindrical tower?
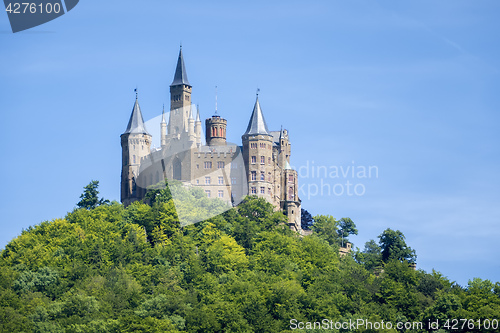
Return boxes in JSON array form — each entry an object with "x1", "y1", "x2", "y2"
[
  {"x1": 205, "y1": 115, "x2": 227, "y2": 146},
  {"x1": 242, "y1": 96, "x2": 274, "y2": 201}
]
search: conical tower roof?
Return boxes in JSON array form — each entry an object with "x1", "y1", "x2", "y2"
[
  {"x1": 244, "y1": 97, "x2": 270, "y2": 136},
  {"x1": 123, "y1": 97, "x2": 150, "y2": 135},
  {"x1": 170, "y1": 47, "x2": 190, "y2": 86},
  {"x1": 196, "y1": 105, "x2": 201, "y2": 122}
]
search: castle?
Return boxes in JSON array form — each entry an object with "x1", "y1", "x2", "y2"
[{"x1": 120, "y1": 47, "x2": 302, "y2": 232}]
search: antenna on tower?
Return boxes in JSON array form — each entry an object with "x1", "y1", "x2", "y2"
[
  {"x1": 215, "y1": 85, "x2": 218, "y2": 115},
  {"x1": 256, "y1": 88, "x2": 260, "y2": 97},
  {"x1": 134, "y1": 87, "x2": 138, "y2": 99}
]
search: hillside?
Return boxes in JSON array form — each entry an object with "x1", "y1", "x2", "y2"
[{"x1": 0, "y1": 183, "x2": 499, "y2": 333}]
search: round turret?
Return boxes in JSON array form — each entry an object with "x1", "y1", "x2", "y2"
[{"x1": 205, "y1": 115, "x2": 227, "y2": 146}]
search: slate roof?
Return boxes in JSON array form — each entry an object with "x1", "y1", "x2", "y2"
[
  {"x1": 170, "y1": 47, "x2": 190, "y2": 86},
  {"x1": 244, "y1": 97, "x2": 270, "y2": 136},
  {"x1": 123, "y1": 98, "x2": 150, "y2": 135}
]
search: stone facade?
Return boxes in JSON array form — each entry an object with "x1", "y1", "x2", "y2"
[{"x1": 120, "y1": 48, "x2": 302, "y2": 232}]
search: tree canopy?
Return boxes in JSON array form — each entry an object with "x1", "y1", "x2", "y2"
[
  {"x1": 76, "y1": 180, "x2": 110, "y2": 210},
  {"x1": 379, "y1": 228, "x2": 417, "y2": 263},
  {"x1": 0, "y1": 182, "x2": 498, "y2": 332}
]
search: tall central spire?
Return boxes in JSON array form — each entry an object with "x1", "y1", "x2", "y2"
[{"x1": 171, "y1": 46, "x2": 190, "y2": 87}]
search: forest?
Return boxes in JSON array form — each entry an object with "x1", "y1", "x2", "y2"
[{"x1": 0, "y1": 180, "x2": 499, "y2": 332}]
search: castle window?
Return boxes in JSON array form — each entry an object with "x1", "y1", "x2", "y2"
[
  {"x1": 268, "y1": 172, "x2": 271, "y2": 181},
  {"x1": 218, "y1": 190, "x2": 224, "y2": 198},
  {"x1": 268, "y1": 157, "x2": 271, "y2": 165},
  {"x1": 260, "y1": 171, "x2": 265, "y2": 181},
  {"x1": 205, "y1": 177, "x2": 211, "y2": 185},
  {"x1": 251, "y1": 187, "x2": 256, "y2": 194},
  {"x1": 231, "y1": 177, "x2": 236, "y2": 184},
  {"x1": 196, "y1": 179, "x2": 199, "y2": 185},
  {"x1": 133, "y1": 145, "x2": 136, "y2": 150},
  {"x1": 133, "y1": 155, "x2": 136, "y2": 164},
  {"x1": 196, "y1": 164, "x2": 200, "y2": 169},
  {"x1": 251, "y1": 156, "x2": 256, "y2": 164},
  {"x1": 250, "y1": 143, "x2": 257, "y2": 149},
  {"x1": 218, "y1": 177, "x2": 224, "y2": 185},
  {"x1": 205, "y1": 190, "x2": 211, "y2": 198},
  {"x1": 204, "y1": 161, "x2": 212, "y2": 169},
  {"x1": 268, "y1": 188, "x2": 271, "y2": 195},
  {"x1": 260, "y1": 156, "x2": 265, "y2": 164},
  {"x1": 217, "y1": 161, "x2": 225, "y2": 169},
  {"x1": 289, "y1": 187, "x2": 294, "y2": 199},
  {"x1": 289, "y1": 174, "x2": 294, "y2": 182},
  {"x1": 251, "y1": 171, "x2": 256, "y2": 181},
  {"x1": 260, "y1": 187, "x2": 265, "y2": 194}
]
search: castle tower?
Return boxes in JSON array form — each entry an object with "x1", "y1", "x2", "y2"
[
  {"x1": 242, "y1": 96, "x2": 274, "y2": 200},
  {"x1": 206, "y1": 115, "x2": 227, "y2": 146},
  {"x1": 283, "y1": 161, "x2": 301, "y2": 231},
  {"x1": 168, "y1": 47, "x2": 192, "y2": 137},
  {"x1": 278, "y1": 127, "x2": 291, "y2": 169},
  {"x1": 121, "y1": 94, "x2": 152, "y2": 207}
]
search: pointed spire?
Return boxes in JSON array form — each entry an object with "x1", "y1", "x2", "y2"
[
  {"x1": 124, "y1": 95, "x2": 150, "y2": 135},
  {"x1": 189, "y1": 104, "x2": 194, "y2": 120},
  {"x1": 244, "y1": 96, "x2": 270, "y2": 136},
  {"x1": 196, "y1": 105, "x2": 201, "y2": 122},
  {"x1": 161, "y1": 104, "x2": 166, "y2": 123},
  {"x1": 170, "y1": 46, "x2": 190, "y2": 86}
]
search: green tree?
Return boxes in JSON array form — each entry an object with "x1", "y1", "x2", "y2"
[
  {"x1": 300, "y1": 208, "x2": 314, "y2": 230},
  {"x1": 76, "y1": 180, "x2": 110, "y2": 209},
  {"x1": 337, "y1": 217, "x2": 358, "y2": 247},
  {"x1": 356, "y1": 239, "x2": 382, "y2": 271},
  {"x1": 378, "y1": 228, "x2": 416, "y2": 263},
  {"x1": 311, "y1": 215, "x2": 339, "y2": 246}
]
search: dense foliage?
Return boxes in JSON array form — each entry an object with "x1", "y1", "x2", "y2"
[{"x1": 1, "y1": 182, "x2": 499, "y2": 332}]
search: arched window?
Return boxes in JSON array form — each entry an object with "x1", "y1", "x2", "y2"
[{"x1": 133, "y1": 155, "x2": 136, "y2": 164}]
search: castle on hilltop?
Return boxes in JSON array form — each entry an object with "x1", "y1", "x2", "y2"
[{"x1": 120, "y1": 47, "x2": 302, "y2": 232}]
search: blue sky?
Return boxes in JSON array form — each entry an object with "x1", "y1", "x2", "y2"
[{"x1": 1, "y1": 0, "x2": 499, "y2": 286}]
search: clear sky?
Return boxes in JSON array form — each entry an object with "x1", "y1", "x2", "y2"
[{"x1": 1, "y1": 0, "x2": 499, "y2": 286}]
